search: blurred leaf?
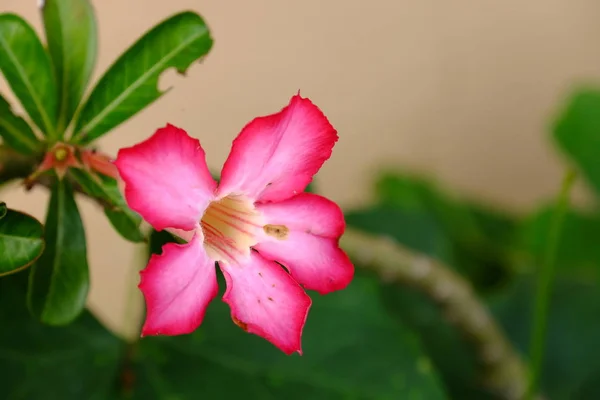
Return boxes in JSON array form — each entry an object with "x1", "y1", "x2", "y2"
[
  {"x1": 519, "y1": 205, "x2": 600, "y2": 283},
  {"x1": 374, "y1": 172, "x2": 518, "y2": 290},
  {"x1": 0, "y1": 94, "x2": 40, "y2": 154},
  {"x1": 0, "y1": 14, "x2": 57, "y2": 135},
  {"x1": 0, "y1": 206, "x2": 44, "y2": 276},
  {"x1": 72, "y1": 12, "x2": 213, "y2": 144},
  {"x1": 553, "y1": 89, "x2": 600, "y2": 195},
  {"x1": 130, "y1": 272, "x2": 447, "y2": 399},
  {"x1": 345, "y1": 205, "x2": 451, "y2": 260},
  {"x1": 41, "y1": 0, "x2": 98, "y2": 133},
  {"x1": 28, "y1": 179, "x2": 89, "y2": 325},
  {"x1": 70, "y1": 169, "x2": 144, "y2": 242},
  {"x1": 490, "y1": 277, "x2": 600, "y2": 399},
  {"x1": 0, "y1": 272, "x2": 122, "y2": 400},
  {"x1": 381, "y1": 286, "x2": 488, "y2": 399}
]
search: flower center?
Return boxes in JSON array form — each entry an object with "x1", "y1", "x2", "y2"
[{"x1": 200, "y1": 195, "x2": 263, "y2": 263}]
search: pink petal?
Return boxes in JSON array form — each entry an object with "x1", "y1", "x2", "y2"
[
  {"x1": 255, "y1": 193, "x2": 354, "y2": 295},
  {"x1": 220, "y1": 253, "x2": 311, "y2": 355},
  {"x1": 140, "y1": 236, "x2": 218, "y2": 336},
  {"x1": 217, "y1": 94, "x2": 338, "y2": 202},
  {"x1": 115, "y1": 124, "x2": 216, "y2": 231}
]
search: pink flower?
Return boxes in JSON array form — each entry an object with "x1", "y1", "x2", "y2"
[{"x1": 114, "y1": 94, "x2": 354, "y2": 355}]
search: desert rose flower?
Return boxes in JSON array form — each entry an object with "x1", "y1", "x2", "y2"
[{"x1": 114, "y1": 94, "x2": 354, "y2": 354}]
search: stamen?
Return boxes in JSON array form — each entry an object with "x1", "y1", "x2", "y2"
[{"x1": 200, "y1": 195, "x2": 263, "y2": 263}]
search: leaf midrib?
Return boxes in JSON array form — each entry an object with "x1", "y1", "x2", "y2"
[
  {"x1": 43, "y1": 182, "x2": 66, "y2": 319},
  {"x1": 76, "y1": 27, "x2": 207, "y2": 138},
  {"x1": 0, "y1": 231, "x2": 42, "y2": 243},
  {"x1": 0, "y1": 24, "x2": 54, "y2": 135},
  {"x1": 0, "y1": 117, "x2": 38, "y2": 151}
]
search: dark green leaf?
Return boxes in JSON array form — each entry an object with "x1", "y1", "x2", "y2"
[
  {"x1": 0, "y1": 14, "x2": 57, "y2": 136},
  {"x1": 0, "y1": 272, "x2": 123, "y2": 400},
  {"x1": 345, "y1": 205, "x2": 451, "y2": 261},
  {"x1": 381, "y1": 285, "x2": 489, "y2": 399},
  {"x1": 553, "y1": 89, "x2": 600, "y2": 195},
  {"x1": 0, "y1": 94, "x2": 40, "y2": 154},
  {"x1": 0, "y1": 201, "x2": 6, "y2": 219},
  {"x1": 491, "y1": 277, "x2": 600, "y2": 399},
  {"x1": 519, "y1": 205, "x2": 600, "y2": 283},
  {"x1": 131, "y1": 272, "x2": 447, "y2": 399},
  {"x1": 0, "y1": 207, "x2": 44, "y2": 276},
  {"x1": 374, "y1": 172, "x2": 518, "y2": 291},
  {"x1": 73, "y1": 12, "x2": 213, "y2": 144},
  {"x1": 27, "y1": 179, "x2": 89, "y2": 325},
  {"x1": 41, "y1": 0, "x2": 98, "y2": 133},
  {"x1": 70, "y1": 169, "x2": 145, "y2": 242}
]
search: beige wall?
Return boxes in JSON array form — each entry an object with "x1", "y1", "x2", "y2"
[{"x1": 2, "y1": 0, "x2": 599, "y2": 335}]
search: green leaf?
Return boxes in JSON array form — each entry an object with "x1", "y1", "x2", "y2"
[
  {"x1": 27, "y1": 179, "x2": 90, "y2": 325},
  {"x1": 0, "y1": 206, "x2": 44, "y2": 276},
  {"x1": 70, "y1": 169, "x2": 145, "y2": 242},
  {"x1": 373, "y1": 172, "x2": 519, "y2": 291},
  {"x1": 0, "y1": 14, "x2": 57, "y2": 136},
  {"x1": 490, "y1": 277, "x2": 600, "y2": 399},
  {"x1": 130, "y1": 272, "x2": 447, "y2": 399},
  {"x1": 519, "y1": 205, "x2": 600, "y2": 283},
  {"x1": 72, "y1": 11, "x2": 213, "y2": 144},
  {"x1": 553, "y1": 89, "x2": 600, "y2": 195},
  {"x1": 41, "y1": 0, "x2": 98, "y2": 133},
  {"x1": 0, "y1": 94, "x2": 40, "y2": 154},
  {"x1": 0, "y1": 272, "x2": 123, "y2": 400}
]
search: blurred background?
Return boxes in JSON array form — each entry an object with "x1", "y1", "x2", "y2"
[{"x1": 2, "y1": 1, "x2": 600, "y2": 398}]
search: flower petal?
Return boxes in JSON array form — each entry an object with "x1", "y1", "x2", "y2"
[
  {"x1": 140, "y1": 236, "x2": 218, "y2": 336},
  {"x1": 255, "y1": 193, "x2": 353, "y2": 295},
  {"x1": 220, "y1": 252, "x2": 311, "y2": 355},
  {"x1": 218, "y1": 94, "x2": 338, "y2": 202},
  {"x1": 115, "y1": 124, "x2": 216, "y2": 231}
]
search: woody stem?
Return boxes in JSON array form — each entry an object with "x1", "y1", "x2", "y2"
[{"x1": 340, "y1": 228, "x2": 530, "y2": 400}]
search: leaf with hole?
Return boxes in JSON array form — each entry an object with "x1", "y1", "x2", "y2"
[{"x1": 72, "y1": 11, "x2": 213, "y2": 144}]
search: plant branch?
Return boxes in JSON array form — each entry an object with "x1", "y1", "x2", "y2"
[{"x1": 341, "y1": 228, "x2": 530, "y2": 400}]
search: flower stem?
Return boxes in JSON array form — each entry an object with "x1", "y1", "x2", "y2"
[{"x1": 525, "y1": 168, "x2": 577, "y2": 400}]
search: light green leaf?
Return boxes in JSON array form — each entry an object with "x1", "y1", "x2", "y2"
[
  {"x1": 27, "y1": 179, "x2": 89, "y2": 325},
  {"x1": 41, "y1": 0, "x2": 98, "y2": 134},
  {"x1": 0, "y1": 14, "x2": 57, "y2": 136},
  {"x1": 70, "y1": 168, "x2": 145, "y2": 242},
  {"x1": 73, "y1": 11, "x2": 213, "y2": 144},
  {"x1": 0, "y1": 94, "x2": 40, "y2": 154},
  {"x1": 0, "y1": 206, "x2": 44, "y2": 276}
]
